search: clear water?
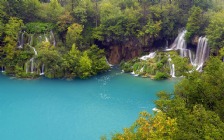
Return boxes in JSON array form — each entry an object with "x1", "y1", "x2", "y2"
[{"x1": 0, "y1": 69, "x2": 177, "y2": 140}]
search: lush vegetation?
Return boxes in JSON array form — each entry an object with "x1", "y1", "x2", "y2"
[
  {"x1": 1, "y1": 0, "x2": 224, "y2": 139},
  {"x1": 109, "y1": 56, "x2": 224, "y2": 140},
  {"x1": 0, "y1": 0, "x2": 224, "y2": 79}
]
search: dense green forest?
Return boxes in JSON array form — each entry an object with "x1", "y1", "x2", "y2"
[
  {"x1": 1, "y1": 0, "x2": 224, "y2": 139},
  {"x1": 0, "y1": 0, "x2": 224, "y2": 79}
]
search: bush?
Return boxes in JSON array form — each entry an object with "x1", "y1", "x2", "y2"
[{"x1": 154, "y1": 72, "x2": 169, "y2": 80}]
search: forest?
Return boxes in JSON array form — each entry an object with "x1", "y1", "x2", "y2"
[
  {"x1": 0, "y1": 0, "x2": 224, "y2": 79},
  {"x1": 1, "y1": 0, "x2": 224, "y2": 139}
]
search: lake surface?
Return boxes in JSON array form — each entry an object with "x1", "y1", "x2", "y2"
[{"x1": 0, "y1": 69, "x2": 177, "y2": 140}]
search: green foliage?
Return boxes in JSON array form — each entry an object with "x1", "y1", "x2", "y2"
[
  {"x1": 87, "y1": 45, "x2": 110, "y2": 75},
  {"x1": 175, "y1": 57, "x2": 224, "y2": 120},
  {"x1": 111, "y1": 111, "x2": 177, "y2": 140},
  {"x1": 4, "y1": 17, "x2": 24, "y2": 41},
  {"x1": 206, "y1": 10, "x2": 224, "y2": 52},
  {"x1": 66, "y1": 23, "x2": 83, "y2": 47},
  {"x1": 154, "y1": 72, "x2": 169, "y2": 80},
  {"x1": 111, "y1": 57, "x2": 224, "y2": 140},
  {"x1": 78, "y1": 51, "x2": 92, "y2": 79},
  {"x1": 185, "y1": 6, "x2": 203, "y2": 42},
  {"x1": 25, "y1": 22, "x2": 54, "y2": 34},
  {"x1": 171, "y1": 53, "x2": 191, "y2": 76}
]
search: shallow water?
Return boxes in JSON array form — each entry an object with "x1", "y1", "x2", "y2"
[{"x1": 0, "y1": 69, "x2": 177, "y2": 140}]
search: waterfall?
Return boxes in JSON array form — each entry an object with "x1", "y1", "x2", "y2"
[
  {"x1": 28, "y1": 45, "x2": 37, "y2": 74},
  {"x1": 30, "y1": 46, "x2": 37, "y2": 55},
  {"x1": 168, "y1": 55, "x2": 175, "y2": 77},
  {"x1": 170, "y1": 30, "x2": 187, "y2": 51},
  {"x1": 45, "y1": 34, "x2": 49, "y2": 42},
  {"x1": 167, "y1": 30, "x2": 196, "y2": 65},
  {"x1": 30, "y1": 58, "x2": 34, "y2": 73},
  {"x1": 50, "y1": 30, "x2": 56, "y2": 46},
  {"x1": 140, "y1": 52, "x2": 156, "y2": 60},
  {"x1": 29, "y1": 34, "x2": 34, "y2": 46},
  {"x1": 1, "y1": 66, "x2": 4, "y2": 72},
  {"x1": 165, "y1": 40, "x2": 168, "y2": 49},
  {"x1": 18, "y1": 31, "x2": 25, "y2": 48},
  {"x1": 193, "y1": 37, "x2": 209, "y2": 71},
  {"x1": 40, "y1": 64, "x2": 45, "y2": 75}
]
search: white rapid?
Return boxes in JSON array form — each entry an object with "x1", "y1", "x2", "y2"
[
  {"x1": 140, "y1": 52, "x2": 156, "y2": 60},
  {"x1": 131, "y1": 71, "x2": 139, "y2": 77},
  {"x1": 193, "y1": 37, "x2": 209, "y2": 71}
]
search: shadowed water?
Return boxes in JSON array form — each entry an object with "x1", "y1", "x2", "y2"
[{"x1": 0, "y1": 69, "x2": 177, "y2": 140}]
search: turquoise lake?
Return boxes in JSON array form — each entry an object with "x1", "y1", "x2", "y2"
[{"x1": 0, "y1": 69, "x2": 177, "y2": 140}]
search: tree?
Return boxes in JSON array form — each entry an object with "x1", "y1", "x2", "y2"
[
  {"x1": 78, "y1": 51, "x2": 92, "y2": 79},
  {"x1": 66, "y1": 23, "x2": 83, "y2": 47},
  {"x1": 64, "y1": 44, "x2": 81, "y2": 77},
  {"x1": 38, "y1": 0, "x2": 64, "y2": 22},
  {"x1": 56, "y1": 11, "x2": 74, "y2": 43},
  {"x1": 87, "y1": 45, "x2": 110, "y2": 75},
  {"x1": 111, "y1": 111, "x2": 177, "y2": 140},
  {"x1": 206, "y1": 10, "x2": 224, "y2": 53},
  {"x1": 37, "y1": 41, "x2": 64, "y2": 78},
  {"x1": 4, "y1": 17, "x2": 24, "y2": 42},
  {"x1": 185, "y1": 6, "x2": 203, "y2": 42}
]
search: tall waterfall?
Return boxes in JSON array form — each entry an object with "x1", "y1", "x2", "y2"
[
  {"x1": 168, "y1": 55, "x2": 175, "y2": 77},
  {"x1": 168, "y1": 30, "x2": 195, "y2": 65},
  {"x1": 170, "y1": 30, "x2": 187, "y2": 52},
  {"x1": 193, "y1": 37, "x2": 209, "y2": 71},
  {"x1": 18, "y1": 31, "x2": 25, "y2": 48}
]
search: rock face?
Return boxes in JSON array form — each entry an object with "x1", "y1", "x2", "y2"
[
  {"x1": 108, "y1": 41, "x2": 142, "y2": 64},
  {"x1": 192, "y1": 35, "x2": 199, "y2": 46}
]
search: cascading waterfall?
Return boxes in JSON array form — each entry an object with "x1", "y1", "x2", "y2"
[
  {"x1": 140, "y1": 52, "x2": 156, "y2": 60},
  {"x1": 18, "y1": 31, "x2": 25, "y2": 48},
  {"x1": 28, "y1": 45, "x2": 37, "y2": 74},
  {"x1": 170, "y1": 30, "x2": 187, "y2": 51},
  {"x1": 193, "y1": 37, "x2": 209, "y2": 71},
  {"x1": 168, "y1": 30, "x2": 195, "y2": 65},
  {"x1": 168, "y1": 55, "x2": 175, "y2": 77}
]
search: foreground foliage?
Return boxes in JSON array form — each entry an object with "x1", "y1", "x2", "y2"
[{"x1": 109, "y1": 57, "x2": 224, "y2": 139}]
